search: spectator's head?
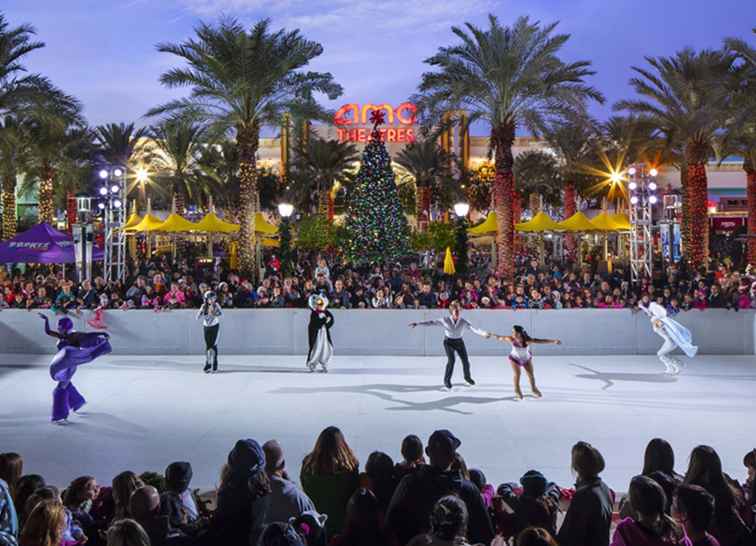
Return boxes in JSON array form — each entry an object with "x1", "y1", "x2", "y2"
[
  {"x1": 400, "y1": 434, "x2": 425, "y2": 466},
  {"x1": 22, "y1": 486, "x2": 60, "y2": 525},
  {"x1": 0, "y1": 452, "x2": 22, "y2": 497},
  {"x1": 429, "y1": 495, "x2": 468, "y2": 541},
  {"x1": 642, "y1": 438, "x2": 676, "y2": 476},
  {"x1": 164, "y1": 462, "x2": 192, "y2": 494},
  {"x1": 20, "y1": 500, "x2": 66, "y2": 546},
  {"x1": 673, "y1": 484, "x2": 715, "y2": 535},
  {"x1": 303, "y1": 426, "x2": 359, "y2": 475},
  {"x1": 343, "y1": 488, "x2": 384, "y2": 536},
  {"x1": 628, "y1": 475, "x2": 667, "y2": 522},
  {"x1": 14, "y1": 474, "x2": 45, "y2": 519},
  {"x1": 469, "y1": 469, "x2": 486, "y2": 492},
  {"x1": 106, "y1": 518, "x2": 151, "y2": 546},
  {"x1": 365, "y1": 451, "x2": 394, "y2": 486},
  {"x1": 263, "y1": 440, "x2": 286, "y2": 475},
  {"x1": 128, "y1": 485, "x2": 160, "y2": 521},
  {"x1": 451, "y1": 453, "x2": 470, "y2": 480},
  {"x1": 259, "y1": 522, "x2": 305, "y2": 546},
  {"x1": 571, "y1": 441, "x2": 605, "y2": 481},
  {"x1": 224, "y1": 438, "x2": 268, "y2": 499},
  {"x1": 684, "y1": 445, "x2": 735, "y2": 511},
  {"x1": 56, "y1": 317, "x2": 73, "y2": 335},
  {"x1": 426, "y1": 430, "x2": 461, "y2": 471},
  {"x1": 112, "y1": 471, "x2": 144, "y2": 519},
  {"x1": 744, "y1": 449, "x2": 756, "y2": 482},
  {"x1": 63, "y1": 475, "x2": 98, "y2": 508},
  {"x1": 515, "y1": 527, "x2": 558, "y2": 546},
  {"x1": 520, "y1": 470, "x2": 548, "y2": 498}
]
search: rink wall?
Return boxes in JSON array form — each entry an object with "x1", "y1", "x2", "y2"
[{"x1": 0, "y1": 309, "x2": 754, "y2": 356}]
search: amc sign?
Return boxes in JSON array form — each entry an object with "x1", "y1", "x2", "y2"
[{"x1": 334, "y1": 102, "x2": 417, "y2": 144}]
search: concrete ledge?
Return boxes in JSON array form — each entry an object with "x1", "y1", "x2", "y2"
[{"x1": 1, "y1": 309, "x2": 753, "y2": 356}]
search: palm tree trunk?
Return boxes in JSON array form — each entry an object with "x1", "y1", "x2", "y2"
[
  {"x1": 327, "y1": 191, "x2": 335, "y2": 222},
  {"x1": 416, "y1": 185, "x2": 431, "y2": 231},
  {"x1": 492, "y1": 123, "x2": 516, "y2": 279},
  {"x1": 564, "y1": 182, "x2": 577, "y2": 261},
  {"x1": 679, "y1": 164, "x2": 691, "y2": 262},
  {"x1": 2, "y1": 170, "x2": 17, "y2": 240},
  {"x1": 237, "y1": 125, "x2": 260, "y2": 279},
  {"x1": 746, "y1": 166, "x2": 756, "y2": 266},
  {"x1": 686, "y1": 161, "x2": 709, "y2": 270},
  {"x1": 318, "y1": 186, "x2": 329, "y2": 218},
  {"x1": 512, "y1": 189, "x2": 522, "y2": 255},
  {"x1": 38, "y1": 165, "x2": 55, "y2": 225},
  {"x1": 529, "y1": 193, "x2": 540, "y2": 215}
]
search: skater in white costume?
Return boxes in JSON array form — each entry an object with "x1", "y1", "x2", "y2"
[
  {"x1": 641, "y1": 302, "x2": 698, "y2": 374},
  {"x1": 307, "y1": 294, "x2": 334, "y2": 373}
]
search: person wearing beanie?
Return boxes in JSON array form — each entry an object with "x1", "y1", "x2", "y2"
[
  {"x1": 160, "y1": 462, "x2": 202, "y2": 534},
  {"x1": 495, "y1": 470, "x2": 561, "y2": 538},
  {"x1": 386, "y1": 430, "x2": 493, "y2": 546},
  {"x1": 262, "y1": 440, "x2": 315, "y2": 525},
  {"x1": 197, "y1": 290, "x2": 222, "y2": 373}
]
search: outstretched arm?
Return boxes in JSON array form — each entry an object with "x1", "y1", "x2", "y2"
[
  {"x1": 409, "y1": 319, "x2": 442, "y2": 328},
  {"x1": 492, "y1": 335, "x2": 514, "y2": 344},
  {"x1": 38, "y1": 313, "x2": 60, "y2": 339},
  {"x1": 465, "y1": 321, "x2": 490, "y2": 338},
  {"x1": 528, "y1": 338, "x2": 561, "y2": 345}
]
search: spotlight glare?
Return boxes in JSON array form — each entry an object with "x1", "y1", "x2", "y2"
[
  {"x1": 648, "y1": 182, "x2": 657, "y2": 191},
  {"x1": 113, "y1": 199, "x2": 122, "y2": 209},
  {"x1": 630, "y1": 196, "x2": 639, "y2": 205},
  {"x1": 99, "y1": 169, "x2": 108, "y2": 180},
  {"x1": 97, "y1": 202, "x2": 106, "y2": 210},
  {"x1": 628, "y1": 167, "x2": 637, "y2": 176},
  {"x1": 649, "y1": 168, "x2": 658, "y2": 177},
  {"x1": 649, "y1": 195, "x2": 658, "y2": 204},
  {"x1": 111, "y1": 184, "x2": 120, "y2": 194},
  {"x1": 628, "y1": 182, "x2": 638, "y2": 191},
  {"x1": 99, "y1": 187, "x2": 108, "y2": 196},
  {"x1": 113, "y1": 168, "x2": 123, "y2": 177}
]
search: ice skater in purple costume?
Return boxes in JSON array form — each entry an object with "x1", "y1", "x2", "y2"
[
  {"x1": 39, "y1": 313, "x2": 112, "y2": 423},
  {"x1": 490, "y1": 324, "x2": 560, "y2": 401}
]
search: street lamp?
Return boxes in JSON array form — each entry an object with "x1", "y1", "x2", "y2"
[
  {"x1": 453, "y1": 202, "x2": 470, "y2": 218},
  {"x1": 277, "y1": 203, "x2": 294, "y2": 275},
  {"x1": 452, "y1": 201, "x2": 470, "y2": 275}
]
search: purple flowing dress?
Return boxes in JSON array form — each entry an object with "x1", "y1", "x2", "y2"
[{"x1": 49, "y1": 331, "x2": 112, "y2": 422}]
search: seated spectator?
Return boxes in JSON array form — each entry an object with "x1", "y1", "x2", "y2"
[
  {"x1": 259, "y1": 522, "x2": 305, "y2": 546},
  {"x1": 496, "y1": 470, "x2": 560, "y2": 538},
  {"x1": 385, "y1": 430, "x2": 493, "y2": 546},
  {"x1": 160, "y1": 462, "x2": 201, "y2": 534},
  {"x1": 371, "y1": 289, "x2": 391, "y2": 309},
  {"x1": 516, "y1": 527, "x2": 559, "y2": 546},
  {"x1": 468, "y1": 469, "x2": 495, "y2": 508},
  {"x1": 129, "y1": 485, "x2": 174, "y2": 546},
  {"x1": 407, "y1": 495, "x2": 475, "y2": 546},
  {"x1": 362, "y1": 452, "x2": 397, "y2": 513},
  {"x1": 0, "y1": 477, "x2": 18, "y2": 546},
  {"x1": 300, "y1": 427, "x2": 359, "y2": 537},
  {"x1": 20, "y1": 488, "x2": 59, "y2": 531},
  {"x1": 106, "y1": 518, "x2": 151, "y2": 546},
  {"x1": 395, "y1": 435, "x2": 426, "y2": 480},
  {"x1": 683, "y1": 445, "x2": 751, "y2": 546},
  {"x1": 743, "y1": 449, "x2": 755, "y2": 516},
  {"x1": 62, "y1": 475, "x2": 99, "y2": 540},
  {"x1": 557, "y1": 441, "x2": 613, "y2": 546},
  {"x1": 210, "y1": 439, "x2": 270, "y2": 546},
  {"x1": 162, "y1": 283, "x2": 186, "y2": 309},
  {"x1": 611, "y1": 475, "x2": 686, "y2": 546},
  {"x1": 0, "y1": 454, "x2": 22, "y2": 502},
  {"x1": 14, "y1": 475, "x2": 45, "y2": 525},
  {"x1": 621, "y1": 438, "x2": 684, "y2": 519},
  {"x1": 417, "y1": 284, "x2": 437, "y2": 309},
  {"x1": 329, "y1": 279, "x2": 351, "y2": 309},
  {"x1": 331, "y1": 488, "x2": 396, "y2": 546},
  {"x1": 52, "y1": 282, "x2": 77, "y2": 315},
  {"x1": 262, "y1": 440, "x2": 315, "y2": 525},
  {"x1": 112, "y1": 472, "x2": 144, "y2": 521},
  {"x1": 19, "y1": 500, "x2": 65, "y2": 546},
  {"x1": 673, "y1": 484, "x2": 719, "y2": 546}
]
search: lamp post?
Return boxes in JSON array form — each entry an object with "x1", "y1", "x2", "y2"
[
  {"x1": 278, "y1": 203, "x2": 294, "y2": 276},
  {"x1": 627, "y1": 166, "x2": 658, "y2": 284},
  {"x1": 97, "y1": 166, "x2": 126, "y2": 282},
  {"x1": 73, "y1": 194, "x2": 93, "y2": 283},
  {"x1": 453, "y1": 202, "x2": 470, "y2": 276}
]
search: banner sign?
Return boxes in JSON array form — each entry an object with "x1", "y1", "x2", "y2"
[{"x1": 334, "y1": 102, "x2": 417, "y2": 143}]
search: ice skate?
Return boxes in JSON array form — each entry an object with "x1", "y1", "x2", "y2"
[{"x1": 531, "y1": 387, "x2": 543, "y2": 398}]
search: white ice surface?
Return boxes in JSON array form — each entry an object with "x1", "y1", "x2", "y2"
[{"x1": 1, "y1": 353, "x2": 754, "y2": 492}]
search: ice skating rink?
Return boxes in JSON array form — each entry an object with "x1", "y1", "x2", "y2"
[{"x1": 2, "y1": 353, "x2": 754, "y2": 491}]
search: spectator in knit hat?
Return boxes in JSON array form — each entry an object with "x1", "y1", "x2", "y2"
[
  {"x1": 385, "y1": 430, "x2": 493, "y2": 546},
  {"x1": 262, "y1": 440, "x2": 315, "y2": 525},
  {"x1": 160, "y1": 462, "x2": 202, "y2": 535},
  {"x1": 496, "y1": 470, "x2": 561, "y2": 538}
]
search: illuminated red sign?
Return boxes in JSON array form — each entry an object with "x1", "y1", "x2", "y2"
[{"x1": 334, "y1": 102, "x2": 417, "y2": 143}]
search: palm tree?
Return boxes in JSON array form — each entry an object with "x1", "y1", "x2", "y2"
[
  {"x1": 416, "y1": 15, "x2": 603, "y2": 278},
  {"x1": 0, "y1": 13, "x2": 45, "y2": 117},
  {"x1": 148, "y1": 18, "x2": 342, "y2": 277},
  {"x1": 0, "y1": 115, "x2": 27, "y2": 238},
  {"x1": 146, "y1": 118, "x2": 212, "y2": 214},
  {"x1": 197, "y1": 140, "x2": 240, "y2": 212},
  {"x1": 289, "y1": 136, "x2": 358, "y2": 219},
  {"x1": 513, "y1": 150, "x2": 562, "y2": 213},
  {"x1": 395, "y1": 137, "x2": 451, "y2": 231},
  {"x1": 615, "y1": 48, "x2": 736, "y2": 269}
]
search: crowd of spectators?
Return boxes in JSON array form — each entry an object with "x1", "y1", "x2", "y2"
[
  {"x1": 1, "y1": 434, "x2": 755, "y2": 546},
  {"x1": 1, "y1": 251, "x2": 755, "y2": 314}
]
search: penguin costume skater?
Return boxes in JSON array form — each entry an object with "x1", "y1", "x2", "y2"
[
  {"x1": 197, "y1": 290, "x2": 222, "y2": 373},
  {"x1": 307, "y1": 294, "x2": 334, "y2": 373},
  {"x1": 39, "y1": 313, "x2": 112, "y2": 423},
  {"x1": 641, "y1": 302, "x2": 698, "y2": 375}
]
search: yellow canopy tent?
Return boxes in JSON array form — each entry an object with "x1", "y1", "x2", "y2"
[
  {"x1": 123, "y1": 213, "x2": 143, "y2": 233},
  {"x1": 610, "y1": 213, "x2": 632, "y2": 231},
  {"x1": 515, "y1": 211, "x2": 561, "y2": 232},
  {"x1": 467, "y1": 212, "x2": 498, "y2": 236},
  {"x1": 254, "y1": 212, "x2": 278, "y2": 235},
  {"x1": 261, "y1": 237, "x2": 280, "y2": 248},
  {"x1": 156, "y1": 213, "x2": 199, "y2": 232},
  {"x1": 194, "y1": 212, "x2": 240, "y2": 234},
  {"x1": 131, "y1": 214, "x2": 165, "y2": 232},
  {"x1": 589, "y1": 212, "x2": 619, "y2": 231},
  {"x1": 557, "y1": 212, "x2": 599, "y2": 232}
]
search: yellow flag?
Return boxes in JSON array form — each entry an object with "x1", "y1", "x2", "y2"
[{"x1": 443, "y1": 246, "x2": 456, "y2": 275}]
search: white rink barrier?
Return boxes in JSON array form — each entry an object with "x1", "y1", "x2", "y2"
[{"x1": 0, "y1": 308, "x2": 754, "y2": 356}]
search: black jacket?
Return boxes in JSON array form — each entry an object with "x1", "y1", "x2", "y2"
[
  {"x1": 385, "y1": 466, "x2": 494, "y2": 546},
  {"x1": 557, "y1": 477, "x2": 613, "y2": 546}
]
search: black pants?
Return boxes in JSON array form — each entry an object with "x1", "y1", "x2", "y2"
[
  {"x1": 443, "y1": 337, "x2": 473, "y2": 385},
  {"x1": 204, "y1": 324, "x2": 219, "y2": 369}
]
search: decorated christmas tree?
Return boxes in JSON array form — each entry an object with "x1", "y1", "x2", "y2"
[{"x1": 344, "y1": 111, "x2": 410, "y2": 264}]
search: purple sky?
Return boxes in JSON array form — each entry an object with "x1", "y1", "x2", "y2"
[{"x1": 4, "y1": 0, "x2": 755, "y2": 133}]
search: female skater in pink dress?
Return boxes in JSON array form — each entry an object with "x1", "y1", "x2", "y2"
[{"x1": 490, "y1": 325, "x2": 560, "y2": 400}]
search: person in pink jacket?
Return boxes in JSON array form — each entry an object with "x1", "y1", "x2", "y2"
[{"x1": 163, "y1": 283, "x2": 186, "y2": 308}]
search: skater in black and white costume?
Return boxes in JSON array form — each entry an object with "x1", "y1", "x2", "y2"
[
  {"x1": 307, "y1": 294, "x2": 334, "y2": 373},
  {"x1": 197, "y1": 291, "x2": 222, "y2": 373},
  {"x1": 409, "y1": 300, "x2": 490, "y2": 389}
]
